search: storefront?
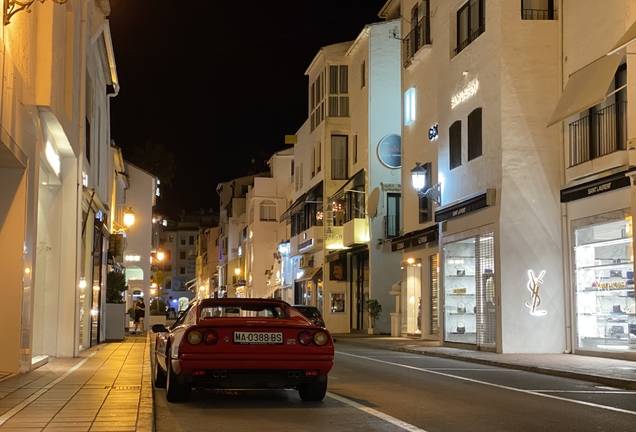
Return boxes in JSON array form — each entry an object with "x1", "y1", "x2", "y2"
[
  {"x1": 562, "y1": 171, "x2": 635, "y2": 354},
  {"x1": 437, "y1": 189, "x2": 498, "y2": 351},
  {"x1": 294, "y1": 267, "x2": 322, "y2": 306},
  {"x1": 391, "y1": 225, "x2": 439, "y2": 338}
]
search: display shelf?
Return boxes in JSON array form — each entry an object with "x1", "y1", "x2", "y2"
[
  {"x1": 574, "y1": 237, "x2": 632, "y2": 249},
  {"x1": 578, "y1": 262, "x2": 634, "y2": 270},
  {"x1": 447, "y1": 293, "x2": 476, "y2": 296},
  {"x1": 446, "y1": 275, "x2": 476, "y2": 278},
  {"x1": 579, "y1": 287, "x2": 634, "y2": 293},
  {"x1": 448, "y1": 312, "x2": 476, "y2": 316}
]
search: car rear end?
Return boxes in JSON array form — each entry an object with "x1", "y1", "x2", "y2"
[{"x1": 171, "y1": 302, "x2": 334, "y2": 392}]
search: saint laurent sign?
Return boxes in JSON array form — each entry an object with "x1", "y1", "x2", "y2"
[
  {"x1": 560, "y1": 171, "x2": 630, "y2": 203},
  {"x1": 435, "y1": 189, "x2": 495, "y2": 223},
  {"x1": 390, "y1": 225, "x2": 438, "y2": 252}
]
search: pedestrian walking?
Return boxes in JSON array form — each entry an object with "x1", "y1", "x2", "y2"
[{"x1": 131, "y1": 297, "x2": 146, "y2": 335}]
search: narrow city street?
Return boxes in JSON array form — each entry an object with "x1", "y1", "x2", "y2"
[{"x1": 153, "y1": 345, "x2": 636, "y2": 432}]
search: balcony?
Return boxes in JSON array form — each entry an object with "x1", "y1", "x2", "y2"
[
  {"x1": 290, "y1": 225, "x2": 324, "y2": 256},
  {"x1": 402, "y1": 16, "x2": 431, "y2": 69},
  {"x1": 454, "y1": 25, "x2": 485, "y2": 55},
  {"x1": 568, "y1": 101, "x2": 627, "y2": 167},
  {"x1": 343, "y1": 218, "x2": 368, "y2": 247},
  {"x1": 521, "y1": 8, "x2": 557, "y2": 20}
]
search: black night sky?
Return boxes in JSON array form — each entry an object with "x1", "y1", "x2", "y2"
[{"x1": 108, "y1": 0, "x2": 388, "y2": 218}]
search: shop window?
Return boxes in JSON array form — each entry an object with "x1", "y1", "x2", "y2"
[
  {"x1": 573, "y1": 212, "x2": 635, "y2": 352},
  {"x1": 331, "y1": 293, "x2": 345, "y2": 313},
  {"x1": 521, "y1": 0, "x2": 556, "y2": 20},
  {"x1": 444, "y1": 232, "x2": 495, "y2": 347},
  {"x1": 181, "y1": 238, "x2": 186, "y2": 245},
  {"x1": 449, "y1": 121, "x2": 462, "y2": 169},
  {"x1": 468, "y1": 108, "x2": 482, "y2": 161},
  {"x1": 180, "y1": 267, "x2": 185, "y2": 275},
  {"x1": 401, "y1": 258, "x2": 422, "y2": 335},
  {"x1": 189, "y1": 236, "x2": 194, "y2": 245},
  {"x1": 180, "y1": 251, "x2": 186, "y2": 260},
  {"x1": 430, "y1": 254, "x2": 439, "y2": 335},
  {"x1": 455, "y1": 0, "x2": 485, "y2": 55}
]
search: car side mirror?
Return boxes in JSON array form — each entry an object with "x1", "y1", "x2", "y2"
[{"x1": 152, "y1": 324, "x2": 168, "y2": 333}]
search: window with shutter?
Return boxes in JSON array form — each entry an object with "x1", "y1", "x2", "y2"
[
  {"x1": 450, "y1": 121, "x2": 462, "y2": 169},
  {"x1": 468, "y1": 108, "x2": 482, "y2": 161}
]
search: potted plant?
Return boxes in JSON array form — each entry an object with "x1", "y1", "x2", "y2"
[
  {"x1": 105, "y1": 270, "x2": 128, "y2": 341},
  {"x1": 365, "y1": 299, "x2": 382, "y2": 335}
]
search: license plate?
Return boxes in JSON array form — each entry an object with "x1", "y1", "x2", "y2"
[{"x1": 233, "y1": 332, "x2": 284, "y2": 345}]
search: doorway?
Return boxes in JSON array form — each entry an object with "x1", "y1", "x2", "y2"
[{"x1": 350, "y1": 250, "x2": 369, "y2": 330}]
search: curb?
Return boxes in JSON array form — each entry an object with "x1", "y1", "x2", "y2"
[
  {"x1": 336, "y1": 338, "x2": 636, "y2": 391},
  {"x1": 138, "y1": 333, "x2": 155, "y2": 432}
]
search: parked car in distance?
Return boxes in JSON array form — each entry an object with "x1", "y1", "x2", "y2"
[
  {"x1": 293, "y1": 305, "x2": 325, "y2": 328},
  {"x1": 152, "y1": 298, "x2": 334, "y2": 403}
]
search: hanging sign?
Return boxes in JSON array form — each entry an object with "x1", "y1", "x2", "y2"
[{"x1": 377, "y1": 134, "x2": 401, "y2": 169}]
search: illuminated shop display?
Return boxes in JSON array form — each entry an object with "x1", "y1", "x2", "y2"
[
  {"x1": 574, "y1": 214, "x2": 635, "y2": 351},
  {"x1": 443, "y1": 232, "x2": 495, "y2": 347}
]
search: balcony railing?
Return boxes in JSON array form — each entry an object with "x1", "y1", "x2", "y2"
[
  {"x1": 455, "y1": 25, "x2": 485, "y2": 55},
  {"x1": 568, "y1": 101, "x2": 627, "y2": 167},
  {"x1": 402, "y1": 16, "x2": 431, "y2": 67},
  {"x1": 384, "y1": 215, "x2": 400, "y2": 239},
  {"x1": 521, "y1": 8, "x2": 557, "y2": 20}
]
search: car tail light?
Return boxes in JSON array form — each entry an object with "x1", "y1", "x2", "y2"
[
  {"x1": 305, "y1": 370, "x2": 319, "y2": 376},
  {"x1": 298, "y1": 331, "x2": 312, "y2": 346},
  {"x1": 204, "y1": 330, "x2": 219, "y2": 345},
  {"x1": 313, "y1": 331, "x2": 328, "y2": 346},
  {"x1": 186, "y1": 330, "x2": 203, "y2": 345}
]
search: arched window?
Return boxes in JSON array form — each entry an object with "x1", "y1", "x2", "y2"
[{"x1": 260, "y1": 200, "x2": 277, "y2": 221}]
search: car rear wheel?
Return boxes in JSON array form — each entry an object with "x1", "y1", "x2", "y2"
[
  {"x1": 298, "y1": 378, "x2": 328, "y2": 401},
  {"x1": 165, "y1": 355, "x2": 190, "y2": 402},
  {"x1": 153, "y1": 353, "x2": 166, "y2": 389}
]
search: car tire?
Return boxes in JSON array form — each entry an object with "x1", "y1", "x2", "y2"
[
  {"x1": 298, "y1": 378, "x2": 328, "y2": 402},
  {"x1": 165, "y1": 354, "x2": 190, "y2": 402},
  {"x1": 153, "y1": 354, "x2": 166, "y2": 389}
]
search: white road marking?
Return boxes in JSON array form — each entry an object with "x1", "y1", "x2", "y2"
[
  {"x1": 0, "y1": 347, "x2": 103, "y2": 426},
  {"x1": 327, "y1": 392, "x2": 428, "y2": 432},
  {"x1": 337, "y1": 351, "x2": 636, "y2": 416},
  {"x1": 531, "y1": 390, "x2": 636, "y2": 394}
]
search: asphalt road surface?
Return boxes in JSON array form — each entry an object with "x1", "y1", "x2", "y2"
[{"x1": 154, "y1": 344, "x2": 636, "y2": 432}]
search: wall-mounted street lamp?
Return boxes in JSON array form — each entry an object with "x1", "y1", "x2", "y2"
[
  {"x1": 234, "y1": 267, "x2": 241, "y2": 276},
  {"x1": 410, "y1": 162, "x2": 441, "y2": 205},
  {"x1": 156, "y1": 249, "x2": 165, "y2": 262},
  {"x1": 5, "y1": 0, "x2": 67, "y2": 25},
  {"x1": 112, "y1": 207, "x2": 136, "y2": 234}
]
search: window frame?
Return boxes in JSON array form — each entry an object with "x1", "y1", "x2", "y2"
[
  {"x1": 455, "y1": 0, "x2": 485, "y2": 55},
  {"x1": 449, "y1": 120, "x2": 462, "y2": 170},
  {"x1": 468, "y1": 108, "x2": 483, "y2": 161}
]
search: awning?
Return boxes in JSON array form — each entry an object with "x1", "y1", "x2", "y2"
[
  {"x1": 608, "y1": 19, "x2": 636, "y2": 55},
  {"x1": 279, "y1": 182, "x2": 324, "y2": 222},
  {"x1": 296, "y1": 267, "x2": 322, "y2": 282},
  {"x1": 279, "y1": 191, "x2": 309, "y2": 223},
  {"x1": 547, "y1": 54, "x2": 623, "y2": 127},
  {"x1": 329, "y1": 169, "x2": 365, "y2": 202}
]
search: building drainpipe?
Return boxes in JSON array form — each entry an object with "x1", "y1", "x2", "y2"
[{"x1": 558, "y1": 0, "x2": 573, "y2": 355}]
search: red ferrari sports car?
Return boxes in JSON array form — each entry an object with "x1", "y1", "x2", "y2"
[{"x1": 152, "y1": 298, "x2": 335, "y2": 402}]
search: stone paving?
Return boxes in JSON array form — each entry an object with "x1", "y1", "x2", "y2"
[
  {"x1": 0, "y1": 334, "x2": 152, "y2": 432},
  {"x1": 334, "y1": 334, "x2": 636, "y2": 390}
]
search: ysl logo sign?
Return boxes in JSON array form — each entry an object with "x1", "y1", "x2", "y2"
[{"x1": 526, "y1": 270, "x2": 547, "y2": 316}]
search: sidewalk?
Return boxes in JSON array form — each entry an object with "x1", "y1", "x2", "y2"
[
  {"x1": 0, "y1": 334, "x2": 153, "y2": 432},
  {"x1": 334, "y1": 334, "x2": 636, "y2": 390}
]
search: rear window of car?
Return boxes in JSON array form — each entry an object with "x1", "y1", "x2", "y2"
[
  {"x1": 200, "y1": 304, "x2": 287, "y2": 319},
  {"x1": 295, "y1": 307, "x2": 321, "y2": 319}
]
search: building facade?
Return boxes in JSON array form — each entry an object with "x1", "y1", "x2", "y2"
[{"x1": 1, "y1": 0, "x2": 120, "y2": 374}]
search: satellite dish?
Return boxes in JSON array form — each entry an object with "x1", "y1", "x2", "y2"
[{"x1": 368, "y1": 188, "x2": 380, "y2": 218}]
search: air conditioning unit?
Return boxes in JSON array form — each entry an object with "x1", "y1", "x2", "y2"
[{"x1": 299, "y1": 254, "x2": 313, "y2": 269}]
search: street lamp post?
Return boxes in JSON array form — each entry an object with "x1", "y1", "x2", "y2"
[{"x1": 410, "y1": 162, "x2": 442, "y2": 205}]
